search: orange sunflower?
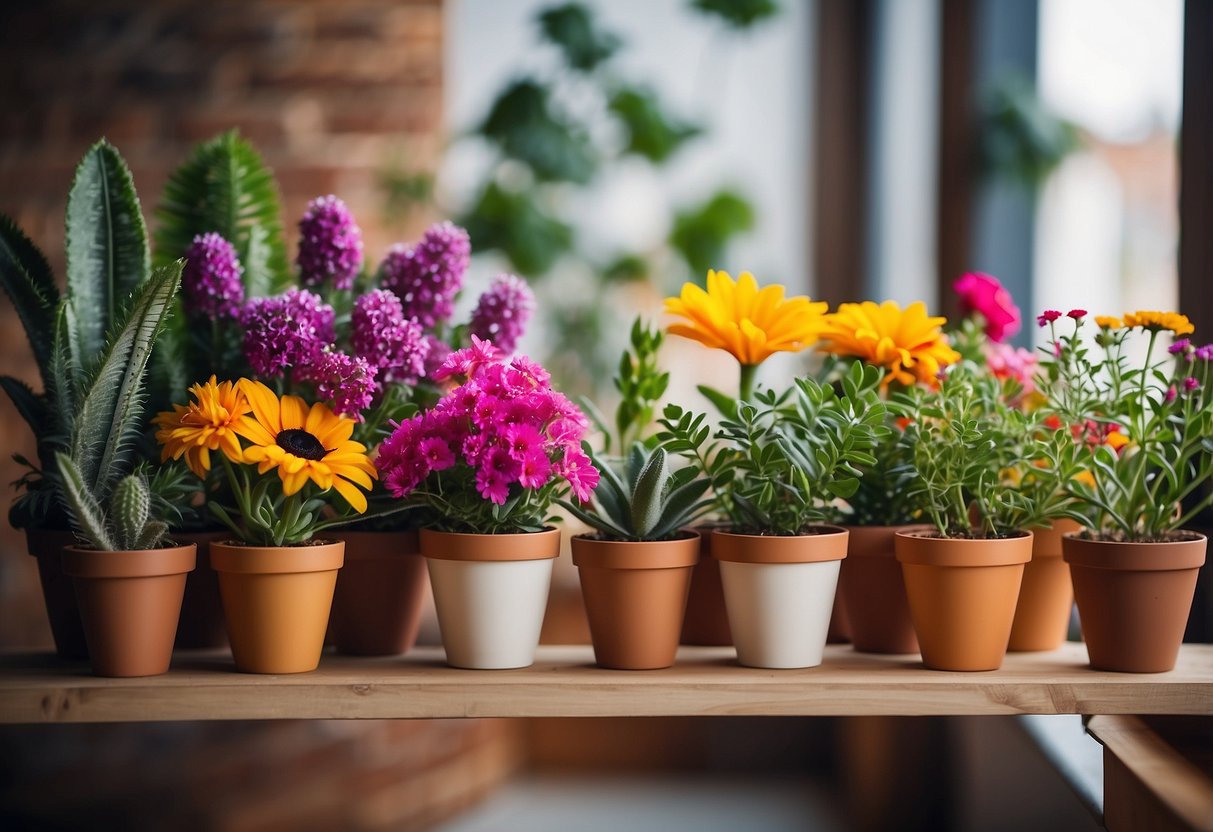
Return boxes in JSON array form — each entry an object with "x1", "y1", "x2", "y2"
[
  {"x1": 154, "y1": 376, "x2": 250, "y2": 478},
  {"x1": 235, "y1": 379, "x2": 377, "y2": 513},
  {"x1": 816, "y1": 300, "x2": 960, "y2": 387}
]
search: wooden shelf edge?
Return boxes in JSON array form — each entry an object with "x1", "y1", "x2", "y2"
[{"x1": 0, "y1": 643, "x2": 1210, "y2": 724}]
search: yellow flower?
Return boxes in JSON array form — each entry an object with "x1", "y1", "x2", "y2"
[
  {"x1": 235, "y1": 380, "x2": 377, "y2": 513},
  {"x1": 154, "y1": 377, "x2": 250, "y2": 478},
  {"x1": 1122, "y1": 311, "x2": 1194, "y2": 336},
  {"x1": 664, "y1": 270, "x2": 828, "y2": 366},
  {"x1": 1094, "y1": 315, "x2": 1123, "y2": 330},
  {"x1": 816, "y1": 300, "x2": 961, "y2": 387}
]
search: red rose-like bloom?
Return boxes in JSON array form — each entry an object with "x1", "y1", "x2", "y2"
[
  {"x1": 1037, "y1": 310, "x2": 1063, "y2": 327},
  {"x1": 953, "y1": 273, "x2": 1020, "y2": 343},
  {"x1": 1067, "y1": 309, "x2": 1087, "y2": 320}
]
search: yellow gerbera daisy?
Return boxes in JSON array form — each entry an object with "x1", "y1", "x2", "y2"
[
  {"x1": 664, "y1": 270, "x2": 828, "y2": 366},
  {"x1": 1093, "y1": 315, "x2": 1123, "y2": 330},
  {"x1": 1122, "y1": 311, "x2": 1194, "y2": 336},
  {"x1": 816, "y1": 300, "x2": 961, "y2": 387},
  {"x1": 234, "y1": 379, "x2": 377, "y2": 513},
  {"x1": 154, "y1": 376, "x2": 250, "y2": 478}
]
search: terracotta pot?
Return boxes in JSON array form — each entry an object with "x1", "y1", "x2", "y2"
[
  {"x1": 172, "y1": 530, "x2": 229, "y2": 650},
  {"x1": 679, "y1": 526, "x2": 732, "y2": 645},
  {"x1": 826, "y1": 594, "x2": 851, "y2": 644},
  {"x1": 1063, "y1": 532, "x2": 1206, "y2": 673},
  {"x1": 329, "y1": 530, "x2": 428, "y2": 656},
  {"x1": 211, "y1": 540, "x2": 344, "y2": 674},
  {"x1": 895, "y1": 530, "x2": 1032, "y2": 671},
  {"x1": 571, "y1": 532, "x2": 699, "y2": 670},
  {"x1": 1008, "y1": 519, "x2": 1082, "y2": 652},
  {"x1": 838, "y1": 525, "x2": 920, "y2": 654},
  {"x1": 420, "y1": 528, "x2": 559, "y2": 669},
  {"x1": 712, "y1": 526, "x2": 849, "y2": 669},
  {"x1": 62, "y1": 544, "x2": 196, "y2": 677},
  {"x1": 26, "y1": 528, "x2": 88, "y2": 659}
]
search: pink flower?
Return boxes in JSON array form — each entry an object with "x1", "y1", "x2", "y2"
[
  {"x1": 558, "y1": 447, "x2": 600, "y2": 504},
  {"x1": 954, "y1": 272, "x2": 1021, "y2": 343},
  {"x1": 1067, "y1": 309, "x2": 1087, "y2": 320},
  {"x1": 983, "y1": 341, "x2": 1039, "y2": 395},
  {"x1": 1184, "y1": 376, "x2": 1201, "y2": 392},
  {"x1": 1165, "y1": 385, "x2": 1178, "y2": 404},
  {"x1": 476, "y1": 447, "x2": 519, "y2": 505},
  {"x1": 1037, "y1": 310, "x2": 1062, "y2": 327},
  {"x1": 419, "y1": 437, "x2": 455, "y2": 471},
  {"x1": 518, "y1": 452, "x2": 552, "y2": 489},
  {"x1": 434, "y1": 335, "x2": 505, "y2": 381}
]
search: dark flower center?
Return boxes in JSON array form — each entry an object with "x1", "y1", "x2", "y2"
[{"x1": 277, "y1": 429, "x2": 328, "y2": 461}]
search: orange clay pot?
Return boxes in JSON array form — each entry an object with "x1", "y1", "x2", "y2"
[
  {"x1": 895, "y1": 530, "x2": 1032, "y2": 671},
  {"x1": 211, "y1": 540, "x2": 344, "y2": 674},
  {"x1": 62, "y1": 544, "x2": 196, "y2": 677},
  {"x1": 328, "y1": 530, "x2": 428, "y2": 657},
  {"x1": 838, "y1": 525, "x2": 921, "y2": 654},
  {"x1": 1063, "y1": 532, "x2": 1206, "y2": 673},
  {"x1": 1007, "y1": 519, "x2": 1082, "y2": 652},
  {"x1": 172, "y1": 530, "x2": 230, "y2": 650},
  {"x1": 680, "y1": 525, "x2": 732, "y2": 646},
  {"x1": 572, "y1": 532, "x2": 699, "y2": 670},
  {"x1": 27, "y1": 528, "x2": 89, "y2": 659}
]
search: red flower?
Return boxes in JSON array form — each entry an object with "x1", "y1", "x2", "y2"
[
  {"x1": 953, "y1": 272, "x2": 1021, "y2": 343},
  {"x1": 1067, "y1": 309, "x2": 1087, "y2": 320},
  {"x1": 1037, "y1": 310, "x2": 1062, "y2": 327}
]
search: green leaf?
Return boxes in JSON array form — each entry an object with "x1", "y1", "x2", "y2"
[
  {"x1": 479, "y1": 79, "x2": 597, "y2": 184},
  {"x1": 154, "y1": 129, "x2": 288, "y2": 294},
  {"x1": 670, "y1": 189, "x2": 755, "y2": 279},
  {"x1": 537, "y1": 3, "x2": 621, "y2": 71},
  {"x1": 691, "y1": 0, "x2": 780, "y2": 29},
  {"x1": 609, "y1": 87, "x2": 702, "y2": 163},
  {"x1": 459, "y1": 182, "x2": 574, "y2": 277},
  {"x1": 70, "y1": 263, "x2": 182, "y2": 501},
  {"x1": 55, "y1": 451, "x2": 115, "y2": 551},
  {"x1": 629, "y1": 447, "x2": 668, "y2": 536},
  {"x1": 0, "y1": 214, "x2": 59, "y2": 378},
  {"x1": 697, "y1": 384, "x2": 739, "y2": 419},
  {"x1": 0, "y1": 376, "x2": 45, "y2": 438},
  {"x1": 65, "y1": 140, "x2": 150, "y2": 366},
  {"x1": 48, "y1": 303, "x2": 79, "y2": 438}
]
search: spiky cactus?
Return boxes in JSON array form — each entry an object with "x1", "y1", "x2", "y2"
[
  {"x1": 560, "y1": 443, "x2": 712, "y2": 542},
  {"x1": 55, "y1": 453, "x2": 168, "y2": 551}
]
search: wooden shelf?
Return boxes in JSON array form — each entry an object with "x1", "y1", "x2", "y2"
[{"x1": 1, "y1": 643, "x2": 1210, "y2": 724}]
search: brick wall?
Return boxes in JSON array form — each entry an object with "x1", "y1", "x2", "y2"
[{"x1": 0, "y1": 4, "x2": 523, "y2": 829}]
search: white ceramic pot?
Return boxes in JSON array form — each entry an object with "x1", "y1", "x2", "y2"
[
  {"x1": 713, "y1": 527, "x2": 848, "y2": 669},
  {"x1": 420, "y1": 528, "x2": 559, "y2": 670}
]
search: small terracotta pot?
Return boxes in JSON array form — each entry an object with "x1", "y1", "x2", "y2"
[
  {"x1": 26, "y1": 528, "x2": 89, "y2": 659},
  {"x1": 62, "y1": 544, "x2": 196, "y2": 677},
  {"x1": 826, "y1": 594, "x2": 851, "y2": 644},
  {"x1": 1063, "y1": 532, "x2": 1206, "y2": 673},
  {"x1": 712, "y1": 526, "x2": 848, "y2": 669},
  {"x1": 838, "y1": 525, "x2": 920, "y2": 654},
  {"x1": 895, "y1": 530, "x2": 1032, "y2": 671},
  {"x1": 679, "y1": 526, "x2": 732, "y2": 646},
  {"x1": 172, "y1": 530, "x2": 229, "y2": 650},
  {"x1": 572, "y1": 532, "x2": 699, "y2": 670},
  {"x1": 329, "y1": 530, "x2": 428, "y2": 656},
  {"x1": 420, "y1": 528, "x2": 559, "y2": 669},
  {"x1": 211, "y1": 540, "x2": 344, "y2": 674},
  {"x1": 1008, "y1": 519, "x2": 1082, "y2": 652}
]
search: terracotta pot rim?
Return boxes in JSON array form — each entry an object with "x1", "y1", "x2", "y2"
[
  {"x1": 328, "y1": 529, "x2": 421, "y2": 561},
  {"x1": 1062, "y1": 532, "x2": 1207, "y2": 571},
  {"x1": 420, "y1": 526, "x2": 561, "y2": 562},
  {"x1": 711, "y1": 525, "x2": 849, "y2": 564},
  {"x1": 571, "y1": 533, "x2": 700, "y2": 570},
  {"x1": 894, "y1": 530, "x2": 1033, "y2": 567},
  {"x1": 62, "y1": 544, "x2": 197, "y2": 579},
  {"x1": 843, "y1": 524, "x2": 933, "y2": 557},
  {"x1": 210, "y1": 540, "x2": 345, "y2": 574}
]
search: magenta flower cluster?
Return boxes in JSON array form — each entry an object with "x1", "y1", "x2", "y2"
[
  {"x1": 377, "y1": 337, "x2": 599, "y2": 507},
  {"x1": 469, "y1": 273, "x2": 536, "y2": 354},
  {"x1": 296, "y1": 350, "x2": 378, "y2": 419},
  {"x1": 239, "y1": 288, "x2": 335, "y2": 377},
  {"x1": 379, "y1": 221, "x2": 470, "y2": 329},
  {"x1": 954, "y1": 272, "x2": 1020, "y2": 343},
  {"x1": 297, "y1": 195, "x2": 364, "y2": 291},
  {"x1": 351, "y1": 289, "x2": 430, "y2": 385},
  {"x1": 182, "y1": 232, "x2": 244, "y2": 320}
]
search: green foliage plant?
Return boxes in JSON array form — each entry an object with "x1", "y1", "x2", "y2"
[
  {"x1": 895, "y1": 360, "x2": 1083, "y2": 539},
  {"x1": 659, "y1": 362, "x2": 889, "y2": 536}
]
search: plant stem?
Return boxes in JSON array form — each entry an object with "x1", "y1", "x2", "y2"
[{"x1": 739, "y1": 363, "x2": 758, "y2": 402}]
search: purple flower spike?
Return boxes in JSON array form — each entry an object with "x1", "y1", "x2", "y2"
[
  {"x1": 239, "y1": 288, "x2": 335, "y2": 377},
  {"x1": 469, "y1": 273, "x2": 536, "y2": 354},
  {"x1": 297, "y1": 195, "x2": 364, "y2": 290},
  {"x1": 379, "y1": 221, "x2": 471, "y2": 329},
  {"x1": 1168, "y1": 338, "x2": 1192, "y2": 355},
  {"x1": 1196, "y1": 344, "x2": 1213, "y2": 362},
  {"x1": 296, "y1": 350, "x2": 378, "y2": 419},
  {"x1": 351, "y1": 289, "x2": 431, "y2": 386},
  {"x1": 182, "y1": 233, "x2": 244, "y2": 320}
]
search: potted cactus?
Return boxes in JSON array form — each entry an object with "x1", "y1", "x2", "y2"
[{"x1": 560, "y1": 444, "x2": 710, "y2": 669}]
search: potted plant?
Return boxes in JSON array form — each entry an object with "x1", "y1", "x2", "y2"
[
  {"x1": 1040, "y1": 310, "x2": 1213, "y2": 672},
  {"x1": 660, "y1": 361, "x2": 888, "y2": 668},
  {"x1": 156, "y1": 377, "x2": 378, "y2": 673},
  {"x1": 376, "y1": 338, "x2": 598, "y2": 669},
  {"x1": 815, "y1": 299, "x2": 962, "y2": 654},
  {"x1": 663, "y1": 270, "x2": 829, "y2": 645},
  {"x1": 893, "y1": 359, "x2": 1083, "y2": 671}
]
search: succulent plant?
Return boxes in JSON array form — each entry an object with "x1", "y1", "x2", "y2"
[
  {"x1": 55, "y1": 459, "x2": 168, "y2": 551},
  {"x1": 560, "y1": 443, "x2": 712, "y2": 542}
]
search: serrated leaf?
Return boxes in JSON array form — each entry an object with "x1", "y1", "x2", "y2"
[
  {"x1": 55, "y1": 451, "x2": 115, "y2": 551},
  {"x1": 0, "y1": 214, "x2": 59, "y2": 378}
]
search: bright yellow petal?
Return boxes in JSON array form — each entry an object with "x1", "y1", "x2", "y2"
[
  {"x1": 239, "y1": 379, "x2": 282, "y2": 435},
  {"x1": 279, "y1": 395, "x2": 308, "y2": 430},
  {"x1": 332, "y1": 476, "x2": 368, "y2": 513}
]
